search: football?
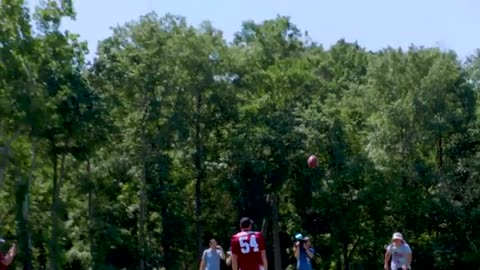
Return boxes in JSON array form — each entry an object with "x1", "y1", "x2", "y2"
[{"x1": 307, "y1": 155, "x2": 318, "y2": 168}]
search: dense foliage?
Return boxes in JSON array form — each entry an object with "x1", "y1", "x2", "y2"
[{"x1": 2, "y1": 1, "x2": 480, "y2": 269}]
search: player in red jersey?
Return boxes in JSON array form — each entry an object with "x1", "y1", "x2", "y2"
[{"x1": 230, "y1": 217, "x2": 268, "y2": 270}]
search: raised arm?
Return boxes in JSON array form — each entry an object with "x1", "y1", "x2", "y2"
[
  {"x1": 217, "y1": 246, "x2": 225, "y2": 260},
  {"x1": 294, "y1": 243, "x2": 300, "y2": 259},
  {"x1": 305, "y1": 245, "x2": 314, "y2": 259}
]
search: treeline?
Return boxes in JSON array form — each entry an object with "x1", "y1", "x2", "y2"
[{"x1": 1, "y1": 1, "x2": 480, "y2": 269}]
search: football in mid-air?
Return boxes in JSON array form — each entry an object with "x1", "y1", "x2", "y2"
[{"x1": 307, "y1": 155, "x2": 318, "y2": 168}]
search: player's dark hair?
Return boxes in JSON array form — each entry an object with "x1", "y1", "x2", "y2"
[{"x1": 240, "y1": 217, "x2": 252, "y2": 229}]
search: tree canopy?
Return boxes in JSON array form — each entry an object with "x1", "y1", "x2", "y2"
[{"x1": 1, "y1": 1, "x2": 480, "y2": 270}]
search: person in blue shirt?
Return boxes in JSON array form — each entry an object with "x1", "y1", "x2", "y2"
[
  {"x1": 293, "y1": 235, "x2": 315, "y2": 270},
  {"x1": 199, "y1": 239, "x2": 225, "y2": 270}
]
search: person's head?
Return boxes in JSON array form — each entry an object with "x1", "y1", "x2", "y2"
[
  {"x1": 209, "y1": 239, "x2": 218, "y2": 249},
  {"x1": 239, "y1": 217, "x2": 253, "y2": 231},
  {"x1": 303, "y1": 236, "x2": 311, "y2": 247},
  {"x1": 392, "y1": 232, "x2": 404, "y2": 246}
]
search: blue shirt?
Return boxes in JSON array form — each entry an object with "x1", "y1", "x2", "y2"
[
  {"x1": 202, "y1": 248, "x2": 222, "y2": 270},
  {"x1": 297, "y1": 247, "x2": 315, "y2": 270}
]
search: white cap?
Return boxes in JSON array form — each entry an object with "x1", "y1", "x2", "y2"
[{"x1": 392, "y1": 232, "x2": 404, "y2": 241}]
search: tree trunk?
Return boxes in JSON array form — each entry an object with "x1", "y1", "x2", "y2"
[
  {"x1": 49, "y1": 151, "x2": 58, "y2": 270},
  {"x1": 195, "y1": 160, "x2": 203, "y2": 260},
  {"x1": 346, "y1": 237, "x2": 360, "y2": 269},
  {"x1": 0, "y1": 129, "x2": 21, "y2": 186},
  {"x1": 261, "y1": 217, "x2": 268, "y2": 236},
  {"x1": 14, "y1": 141, "x2": 35, "y2": 270},
  {"x1": 160, "y1": 177, "x2": 174, "y2": 269},
  {"x1": 139, "y1": 134, "x2": 147, "y2": 270},
  {"x1": 50, "y1": 150, "x2": 66, "y2": 270},
  {"x1": 22, "y1": 141, "x2": 35, "y2": 270},
  {"x1": 138, "y1": 86, "x2": 150, "y2": 270},
  {"x1": 336, "y1": 254, "x2": 342, "y2": 270},
  {"x1": 86, "y1": 159, "x2": 96, "y2": 269},
  {"x1": 343, "y1": 241, "x2": 350, "y2": 270},
  {"x1": 271, "y1": 193, "x2": 282, "y2": 270},
  {"x1": 437, "y1": 136, "x2": 443, "y2": 170},
  {"x1": 194, "y1": 89, "x2": 204, "y2": 260},
  {"x1": 15, "y1": 172, "x2": 31, "y2": 270}
]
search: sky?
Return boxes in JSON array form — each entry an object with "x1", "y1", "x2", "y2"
[{"x1": 28, "y1": 0, "x2": 480, "y2": 61}]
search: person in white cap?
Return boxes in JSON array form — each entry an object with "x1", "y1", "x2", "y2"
[
  {"x1": 384, "y1": 232, "x2": 412, "y2": 270},
  {"x1": 293, "y1": 234, "x2": 315, "y2": 270}
]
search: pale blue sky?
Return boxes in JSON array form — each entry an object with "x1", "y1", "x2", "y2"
[{"x1": 29, "y1": 0, "x2": 479, "y2": 61}]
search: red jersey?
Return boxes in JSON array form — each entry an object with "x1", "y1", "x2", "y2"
[
  {"x1": 0, "y1": 253, "x2": 6, "y2": 270},
  {"x1": 230, "y1": 231, "x2": 266, "y2": 270}
]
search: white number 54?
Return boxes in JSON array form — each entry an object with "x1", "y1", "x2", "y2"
[{"x1": 239, "y1": 235, "x2": 259, "y2": 254}]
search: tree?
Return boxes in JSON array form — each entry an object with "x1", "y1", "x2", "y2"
[{"x1": 2, "y1": 5, "x2": 480, "y2": 269}]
